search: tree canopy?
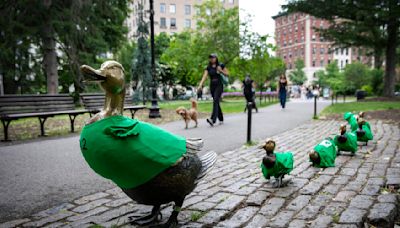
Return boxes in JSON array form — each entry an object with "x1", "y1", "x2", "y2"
[
  {"x1": 0, "y1": 0, "x2": 130, "y2": 95},
  {"x1": 284, "y1": 0, "x2": 400, "y2": 97}
]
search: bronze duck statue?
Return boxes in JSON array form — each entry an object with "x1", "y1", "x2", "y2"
[
  {"x1": 333, "y1": 124, "x2": 358, "y2": 154},
  {"x1": 356, "y1": 117, "x2": 373, "y2": 145},
  {"x1": 79, "y1": 60, "x2": 217, "y2": 227},
  {"x1": 260, "y1": 139, "x2": 294, "y2": 188}
]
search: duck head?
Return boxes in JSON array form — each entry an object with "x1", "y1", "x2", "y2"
[
  {"x1": 262, "y1": 139, "x2": 276, "y2": 155},
  {"x1": 338, "y1": 124, "x2": 348, "y2": 143},
  {"x1": 80, "y1": 60, "x2": 126, "y2": 122},
  {"x1": 358, "y1": 111, "x2": 365, "y2": 118},
  {"x1": 81, "y1": 61, "x2": 126, "y2": 95},
  {"x1": 357, "y1": 118, "x2": 366, "y2": 129},
  {"x1": 309, "y1": 151, "x2": 320, "y2": 164}
]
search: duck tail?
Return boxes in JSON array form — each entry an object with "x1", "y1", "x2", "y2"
[
  {"x1": 196, "y1": 151, "x2": 217, "y2": 183},
  {"x1": 186, "y1": 138, "x2": 204, "y2": 154}
]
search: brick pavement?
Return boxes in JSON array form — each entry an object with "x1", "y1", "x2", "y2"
[{"x1": 1, "y1": 120, "x2": 399, "y2": 228}]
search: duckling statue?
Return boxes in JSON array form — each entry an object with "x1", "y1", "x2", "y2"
[
  {"x1": 343, "y1": 112, "x2": 358, "y2": 132},
  {"x1": 260, "y1": 139, "x2": 294, "y2": 188},
  {"x1": 79, "y1": 61, "x2": 217, "y2": 227},
  {"x1": 309, "y1": 137, "x2": 337, "y2": 168},
  {"x1": 356, "y1": 118, "x2": 373, "y2": 145},
  {"x1": 334, "y1": 124, "x2": 358, "y2": 154}
]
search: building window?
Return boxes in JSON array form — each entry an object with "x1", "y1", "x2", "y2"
[
  {"x1": 320, "y1": 48, "x2": 325, "y2": 54},
  {"x1": 160, "y1": 17, "x2": 166, "y2": 28},
  {"x1": 328, "y1": 59, "x2": 331, "y2": 64},
  {"x1": 184, "y1": 19, "x2": 191, "y2": 28},
  {"x1": 312, "y1": 35, "x2": 316, "y2": 41},
  {"x1": 312, "y1": 47, "x2": 316, "y2": 54},
  {"x1": 340, "y1": 60, "x2": 344, "y2": 69},
  {"x1": 169, "y1": 4, "x2": 176, "y2": 13},
  {"x1": 341, "y1": 48, "x2": 344, "y2": 55},
  {"x1": 170, "y1": 18, "x2": 176, "y2": 27},
  {"x1": 312, "y1": 60, "x2": 316, "y2": 67},
  {"x1": 345, "y1": 48, "x2": 348, "y2": 55},
  {"x1": 184, "y1": 5, "x2": 191, "y2": 15},
  {"x1": 160, "y1": 3, "x2": 166, "y2": 13},
  {"x1": 320, "y1": 60, "x2": 324, "y2": 67},
  {"x1": 345, "y1": 59, "x2": 349, "y2": 64}
]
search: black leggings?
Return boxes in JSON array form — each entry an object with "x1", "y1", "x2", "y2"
[{"x1": 210, "y1": 84, "x2": 223, "y2": 123}]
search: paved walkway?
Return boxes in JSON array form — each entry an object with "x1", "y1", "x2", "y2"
[
  {"x1": 0, "y1": 100, "x2": 329, "y2": 222},
  {"x1": 1, "y1": 119, "x2": 399, "y2": 227}
]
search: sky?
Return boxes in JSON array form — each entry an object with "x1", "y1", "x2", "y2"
[{"x1": 239, "y1": 0, "x2": 287, "y2": 43}]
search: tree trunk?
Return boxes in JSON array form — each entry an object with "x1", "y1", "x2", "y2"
[
  {"x1": 383, "y1": 11, "x2": 398, "y2": 97},
  {"x1": 373, "y1": 49, "x2": 383, "y2": 69},
  {"x1": 41, "y1": 19, "x2": 58, "y2": 94}
]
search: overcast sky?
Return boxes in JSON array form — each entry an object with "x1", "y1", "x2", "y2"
[{"x1": 239, "y1": 0, "x2": 287, "y2": 43}]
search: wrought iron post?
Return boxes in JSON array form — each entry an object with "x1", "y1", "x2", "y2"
[
  {"x1": 313, "y1": 95, "x2": 317, "y2": 119},
  {"x1": 148, "y1": 0, "x2": 161, "y2": 118},
  {"x1": 247, "y1": 102, "x2": 252, "y2": 143}
]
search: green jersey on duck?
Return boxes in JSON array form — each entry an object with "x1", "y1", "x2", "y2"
[
  {"x1": 344, "y1": 112, "x2": 358, "y2": 132},
  {"x1": 310, "y1": 138, "x2": 337, "y2": 168},
  {"x1": 260, "y1": 139, "x2": 294, "y2": 188},
  {"x1": 334, "y1": 124, "x2": 358, "y2": 153}
]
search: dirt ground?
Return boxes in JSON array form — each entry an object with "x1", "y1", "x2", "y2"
[{"x1": 322, "y1": 109, "x2": 400, "y2": 124}]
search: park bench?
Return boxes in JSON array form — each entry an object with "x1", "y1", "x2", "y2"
[
  {"x1": 80, "y1": 93, "x2": 146, "y2": 119},
  {"x1": 0, "y1": 94, "x2": 87, "y2": 141}
]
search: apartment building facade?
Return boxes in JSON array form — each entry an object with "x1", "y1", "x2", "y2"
[
  {"x1": 126, "y1": 0, "x2": 238, "y2": 38},
  {"x1": 273, "y1": 12, "x2": 372, "y2": 84}
]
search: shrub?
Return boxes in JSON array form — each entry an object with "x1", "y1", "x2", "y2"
[
  {"x1": 370, "y1": 69, "x2": 384, "y2": 95},
  {"x1": 361, "y1": 85, "x2": 373, "y2": 96}
]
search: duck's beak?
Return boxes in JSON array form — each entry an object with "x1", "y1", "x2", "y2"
[{"x1": 80, "y1": 65, "x2": 106, "y2": 82}]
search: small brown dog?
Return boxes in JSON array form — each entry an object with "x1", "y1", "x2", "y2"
[{"x1": 176, "y1": 99, "x2": 198, "y2": 129}]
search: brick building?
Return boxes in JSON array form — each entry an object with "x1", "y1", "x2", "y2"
[
  {"x1": 273, "y1": 12, "x2": 373, "y2": 84},
  {"x1": 126, "y1": 0, "x2": 239, "y2": 39}
]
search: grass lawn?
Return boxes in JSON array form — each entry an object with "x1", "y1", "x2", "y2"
[
  {"x1": 159, "y1": 98, "x2": 277, "y2": 114},
  {"x1": 320, "y1": 101, "x2": 400, "y2": 116}
]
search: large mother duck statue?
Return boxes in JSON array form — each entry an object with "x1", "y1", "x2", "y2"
[{"x1": 79, "y1": 60, "x2": 217, "y2": 227}]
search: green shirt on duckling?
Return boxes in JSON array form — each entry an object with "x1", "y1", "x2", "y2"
[
  {"x1": 261, "y1": 152, "x2": 294, "y2": 179},
  {"x1": 357, "y1": 124, "x2": 373, "y2": 142},
  {"x1": 311, "y1": 139, "x2": 337, "y2": 168},
  {"x1": 80, "y1": 115, "x2": 186, "y2": 189},
  {"x1": 334, "y1": 132, "x2": 358, "y2": 153},
  {"x1": 344, "y1": 112, "x2": 358, "y2": 132}
]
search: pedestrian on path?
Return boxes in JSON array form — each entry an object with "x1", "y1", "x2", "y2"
[
  {"x1": 198, "y1": 53, "x2": 229, "y2": 126},
  {"x1": 243, "y1": 75, "x2": 258, "y2": 112},
  {"x1": 277, "y1": 74, "x2": 288, "y2": 109}
]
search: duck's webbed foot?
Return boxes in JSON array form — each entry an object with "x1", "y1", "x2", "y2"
[
  {"x1": 130, "y1": 205, "x2": 161, "y2": 226},
  {"x1": 157, "y1": 200, "x2": 183, "y2": 228},
  {"x1": 273, "y1": 175, "x2": 284, "y2": 188}
]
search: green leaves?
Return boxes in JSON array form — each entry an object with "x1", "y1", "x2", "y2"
[{"x1": 289, "y1": 59, "x2": 307, "y2": 85}]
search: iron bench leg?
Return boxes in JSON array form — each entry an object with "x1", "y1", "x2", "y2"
[
  {"x1": 68, "y1": 114, "x2": 78, "y2": 133},
  {"x1": 38, "y1": 117, "x2": 48, "y2": 137},
  {"x1": 1, "y1": 119, "x2": 12, "y2": 141},
  {"x1": 130, "y1": 109, "x2": 139, "y2": 119}
]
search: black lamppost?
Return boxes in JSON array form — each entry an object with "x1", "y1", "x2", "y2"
[{"x1": 148, "y1": 0, "x2": 161, "y2": 118}]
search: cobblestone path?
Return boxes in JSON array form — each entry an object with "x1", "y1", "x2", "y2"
[{"x1": 1, "y1": 120, "x2": 399, "y2": 228}]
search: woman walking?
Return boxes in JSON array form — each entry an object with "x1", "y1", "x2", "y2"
[
  {"x1": 278, "y1": 75, "x2": 288, "y2": 109},
  {"x1": 243, "y1": 75, "x2": 258, "y2": 112},
  {"x1": 198, "y1": 54, "x2": 229, "y2": 126}
]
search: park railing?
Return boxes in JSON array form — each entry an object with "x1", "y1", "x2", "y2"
[{"x1": 222, "y1": 91, "x2": 278, "y2": 102}]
